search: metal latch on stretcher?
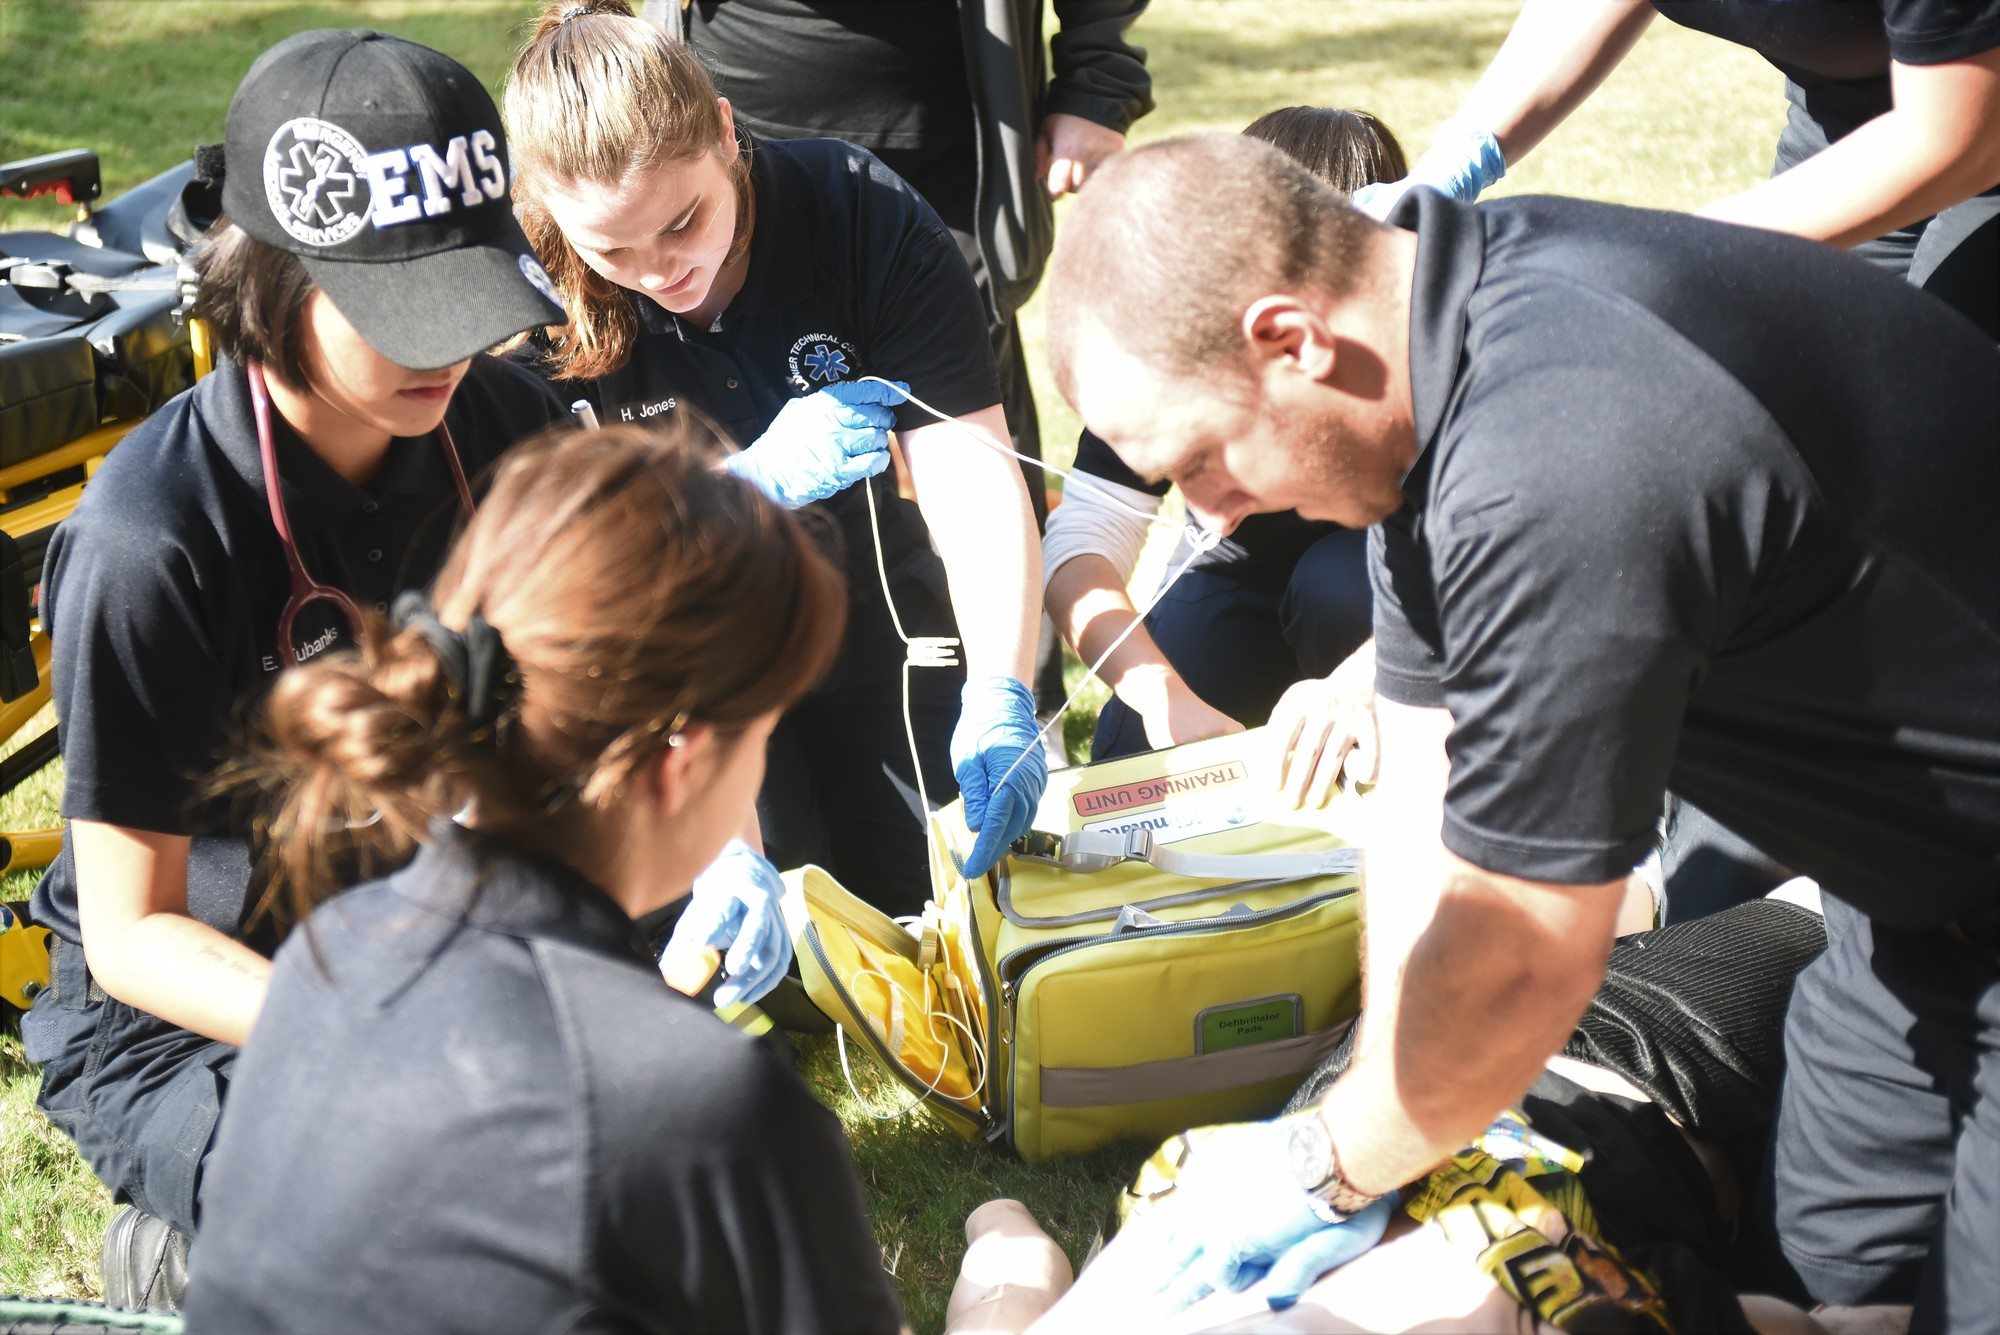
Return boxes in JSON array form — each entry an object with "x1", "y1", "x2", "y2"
[{"x1": 1010, "y1": 827, "x2": 1363, "y2": 882}]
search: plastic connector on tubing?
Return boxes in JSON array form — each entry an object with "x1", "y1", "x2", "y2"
[{"x1": 852, "y1": 375, "x2": 1229, "y2": 821}]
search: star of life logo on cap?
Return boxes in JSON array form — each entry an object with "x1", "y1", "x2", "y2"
[{"x1": 263, "y1": 117, "x2": 371, "y2": 248}]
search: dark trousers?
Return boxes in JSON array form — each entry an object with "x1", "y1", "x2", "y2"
[
  {"x1": 1754, "y1": 897, "x2": 2000, "y2": 1331},
  {"x1": 1093, "y1": 531, "x2": 1373, "y2": 761},
  {"x1": 23, "y1": 937, "x2": 231, "y2": 1237},
  {"x1": 758, "y1": 523, "x2": 963, "y2": 919},
  {"x1": 1657, "y1": 797, "x2": 1792, "y2": 925}
]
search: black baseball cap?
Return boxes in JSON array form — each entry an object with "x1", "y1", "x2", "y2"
[{"x1": 222, "y1": 29, "x2": 565, "y2": 369}]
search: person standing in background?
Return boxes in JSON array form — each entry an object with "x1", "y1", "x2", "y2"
[
  {"x1": 662, "y1": 0, "x2": 1151, "y2": 721},
  {"x1": 665, "y1": 0, "x2": 1154, "y2": 517}
]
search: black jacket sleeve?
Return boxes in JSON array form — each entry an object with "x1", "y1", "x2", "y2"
[{"x1": 1048, "y1": 0, "x2": 1155, "y2": 132}]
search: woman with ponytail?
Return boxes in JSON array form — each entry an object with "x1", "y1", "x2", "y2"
[
  {"x1": 185, "y1": 424, "x2": 905, "y2": 1333},
  {"x1": 505, "y1": 0, "x2": 1048, "y2": 924}
]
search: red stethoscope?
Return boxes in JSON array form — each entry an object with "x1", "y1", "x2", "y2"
[{"x1": 245, "y1": 360, "x2": 475, "y2": 667}]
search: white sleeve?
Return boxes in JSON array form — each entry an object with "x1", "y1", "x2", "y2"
[{"x1": 1041, "y1": 471, "x2": 1162, "y2": 591}]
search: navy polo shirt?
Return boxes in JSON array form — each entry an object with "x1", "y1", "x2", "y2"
[
  {"x1": 1373, "y1": 192, "x2": 2000, "y2": 928},
  {"x1": 560, "y1": 135, "x2": 1001, "y2": 579},
  {"x1": 186, "y1": 825, "x2": 904, "y2": 1333},
  {"x1": 1652, "y1": 0, "x2": 2000, "y2": 140},
  {"x1": 32, "y1": 356, "x2": 566, "y2": 946}
]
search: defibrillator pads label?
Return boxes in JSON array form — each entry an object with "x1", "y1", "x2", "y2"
[{"x1": 1196, "y1": 995, "x2": 1303, "y2": 1054}]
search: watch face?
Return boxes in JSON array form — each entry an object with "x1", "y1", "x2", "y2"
[{"x1": 1287, "y1": 1117, "x2": 1335, "y2": 1192}]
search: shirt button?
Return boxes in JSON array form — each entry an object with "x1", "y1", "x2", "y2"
[
  {"x1": 724, "y1": 377, "x2": 739, "y2": 390},
  {"x1": 367, "y1": 548, "x2": 384, "y2": 563},
  {"x1": 361, "y1": 500, "x2": 379, "y2": 515}
]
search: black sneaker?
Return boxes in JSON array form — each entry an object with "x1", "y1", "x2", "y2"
[{"x1": 99, "y1": 1206, "x2": 188, "y2": 1312}]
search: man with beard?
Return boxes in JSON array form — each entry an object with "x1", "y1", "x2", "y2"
[{"x1": 1041, "y1": 134, "x2": 2000, "y2": 1330}]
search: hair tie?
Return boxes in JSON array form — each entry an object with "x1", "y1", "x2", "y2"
[
  {"x1": 392, "y1": 592, "x2": 520, "y2": 734},
  {"x1": 559, "y1": 4, "x2": 591, "y2": 20}
]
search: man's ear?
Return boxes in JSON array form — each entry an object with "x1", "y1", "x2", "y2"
[{"x1": 1242, "y1": 295, "x2": 1337, "y2": 383}]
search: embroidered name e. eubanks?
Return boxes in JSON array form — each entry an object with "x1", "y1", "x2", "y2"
[{"x1": 263, "y1": 116, "x2": 508, "y2": 247}]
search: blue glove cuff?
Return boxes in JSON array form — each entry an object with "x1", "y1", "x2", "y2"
[
  {"x1": 1417, "y1": 122, "x2": 1506, "y2": 202},
  {"x1": 961, "y1": 673, "x2": 1037, "y2": 717}
]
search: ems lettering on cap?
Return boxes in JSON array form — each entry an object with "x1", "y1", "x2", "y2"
[{"x1": 222, "y1": 29, "x2": 566, "y2": 369}]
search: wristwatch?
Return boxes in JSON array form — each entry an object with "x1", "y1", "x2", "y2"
[{"x1": 1285, "y1": 1112, "x2": 1381, "y2": 1220}]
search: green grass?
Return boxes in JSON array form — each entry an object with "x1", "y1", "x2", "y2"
[
  {"x1": 0, "y1": 0, "x2": 1786, "y2": 1323},
  {"x1": 793, "y1": 1034, "x2": 1145, "y2": 1333}
]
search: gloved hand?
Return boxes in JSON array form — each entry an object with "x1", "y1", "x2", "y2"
[
  {"x1": 725, "y1": 379, "x2": 907, "y2": 509},
  {"x1": 664, "y1": 840, "x2": 793, "y2": 1007},
  {"x1": 1350, "y1": 122, "x2": 1507, "y2": 220},
  {"x1": 950, "y1": 675, "x2": 1048, "y2": 880},
  {"x1": 1143, "y1": 1117, "x2": 1393, "y2": 1314}
]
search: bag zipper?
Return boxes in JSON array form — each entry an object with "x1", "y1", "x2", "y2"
[
  {"x1": 961, "y1": 891, "x2": 1012, "y2": 1146},
  {"x1": 802, "y1": 920, "x2": 988, "y2": 1138},
  {"x1": 996, "y1": 862, "x2": 1354, "y2": 929}
]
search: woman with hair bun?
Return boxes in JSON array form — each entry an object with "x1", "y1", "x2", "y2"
[
  {"x1": 184, "y1": 423, "x2": 906, "y2": 1333},
  {"x1": 505, "y1": 0, "x2": 1048, "y2": 925}
]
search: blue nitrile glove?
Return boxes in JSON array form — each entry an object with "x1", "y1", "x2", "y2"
[
  {"x1": 1351, "y1": 122, "x2": 1506, "y2": 220},
  {"x1": 950, "y1": 675, "x2": 1048, "y2": 880},
  {"x1": 665, "y1": 840, "x2": 793, "y2": 1007},
  {"x1": 1146, "y1": 1118, "x2": 1393, "y2": 1314},
  {"x1": 725, "y1": 379, "x2": 907, "y2": 509}
]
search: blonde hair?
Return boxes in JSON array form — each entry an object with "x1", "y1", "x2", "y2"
[
  {"x1": 506, "y1": 0, "x2": 755, "y2": 379},
  {"x1": 225, "y1": 422, "x2": 845, "y2": 928}
]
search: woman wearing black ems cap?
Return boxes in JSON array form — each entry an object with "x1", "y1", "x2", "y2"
[{"x1": 22, "y1": 28, "x2": 568, "y2": 1305}]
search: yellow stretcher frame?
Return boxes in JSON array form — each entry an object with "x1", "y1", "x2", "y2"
[{"x1": 0, "y1": 321, "x2": 210, "y2": 880}]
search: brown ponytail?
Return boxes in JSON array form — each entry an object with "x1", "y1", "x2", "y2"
[
  {"x1": 505, "y1": 0, "x2": 756, "y2": 380},
  {"x1": 227, "y1": 420, "x2": 846, "y2": 928}
]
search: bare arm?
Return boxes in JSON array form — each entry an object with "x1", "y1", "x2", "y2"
[
  {"x1": 72, "y1": 820, "x2": 270, "y2": 1047},
  {"x1": 1315, "y1": 698, "x2": 1624, "y2": 1196},
  {"x1": 1454, "y1": 0, "x2": 1657, "y2": 164},
  {"x1": 1045, "y1": 553, "x2": 1240, "y2": 748},
  {"x1": 1456, "y1": 0, "x2": 1656, "y2": 163},
  {"x1": 1700, "y1": 48, "x2": 2000, "y2": 247},
  {"x1": 901, "y1": 405, "x2": 1040, "y2": 683}
]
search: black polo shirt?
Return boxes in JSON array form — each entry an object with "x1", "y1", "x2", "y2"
[
  {"x1": 1373, "y1": 192, "x2": 2000, "y2": 929},
  {"x1": 185, "y1": 825, "x2": 904, "y2": 1334},
  {"x1": 1652, "y1": 0, "x2": 2000, "y2": 140},
  {"x1": 1070, "y1": 429, "x2": 1345, "y2": 593},
  {"x1": 32, "y1": 356, "x2": 565, "y2": 947},
  {"x1": 558, "y1": 134, "x2": 1001, "y2": 582}
]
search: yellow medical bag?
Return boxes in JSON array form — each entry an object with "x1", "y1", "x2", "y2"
[{"x1": 789, "y1": 729, "x2": 1366, "y2": 1163}]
